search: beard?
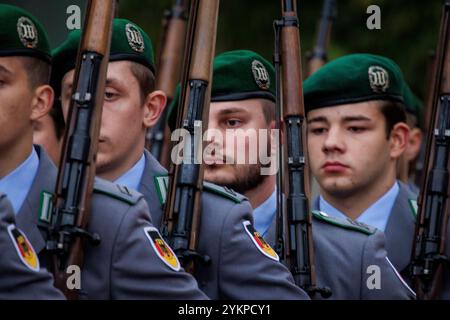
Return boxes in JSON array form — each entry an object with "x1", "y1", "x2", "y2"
[{"x1": 205, "y1": 163, "x2": 267, "y2": 194}]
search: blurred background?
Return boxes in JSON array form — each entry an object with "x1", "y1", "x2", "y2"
[{"x1": 2, "y1": 0, "x2": 442, "y2": 101}]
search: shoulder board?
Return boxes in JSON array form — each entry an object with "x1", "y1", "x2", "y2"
[
  {"x1": 203, "y1": 181, "x2": 246, "y2": 204},
  {"x1": 312, "y1": 210, "x2": 376, "y2": 236},
  {"x1": 154, "y1": 175, "x2": 169, "y2": 205},
  {"x1": 408, "y1": 199, "x2": 418, "y2": 219},
  {"x1": 93, "y1": 178, "x2": 142, "y2": 206}
]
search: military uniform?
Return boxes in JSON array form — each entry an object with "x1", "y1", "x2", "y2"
[
  {"x1": 138, "y1": 150, "x2": 309, "y2": 299},
  {"x1": 51, "y1": 21, "x2": 310, "y2": 300},
  {"x1": 168, "y1": 50, "x2": 416, "y2": 299},
  {"x1": 0, "y1": 192, "x2": 64, "y2": 299},
  {"x1": 0, "y1": 5, "x2": 207, "y2": 300},
  {"x1": 266, "y1": 210, "x2": 415, "y2": 299},
  {"x1": 14, "y1": 146, "x2": 207, "y2": 299},
  {"x1": 303, "y1": 53, "x2": 450, "y2": 299}
]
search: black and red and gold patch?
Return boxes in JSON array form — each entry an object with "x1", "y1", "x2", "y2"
[
  {"x1": 7, "y1": 224, "x2": 39, "y2": 271},
  {"x1": 144, "y1": 226, "x2": 180, "y2": 271},
  {"x1": 243, "y1": 221, "x2": 279, "y2": 261}
]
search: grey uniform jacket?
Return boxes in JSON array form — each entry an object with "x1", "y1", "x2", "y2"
[
  {"x1": 381, "y1": 182, "x2": 450, "y2": 299},
  {"x1": 138, "y1": 150, "x2": 309, "y2": 300},
  {"x1": 266, "y1": 208, "x2": 416, "y2": 300},
  {"x1": 15, "y1": 146, "x2": 207, "y2": 300},
  {"x1": 0, "y1": 193, "x2": 64, "y2": 299}
]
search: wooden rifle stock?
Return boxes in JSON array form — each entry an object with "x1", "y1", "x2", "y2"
[
  {"x1": 161, "y1": 0, "x2": 219, "y2": 274},
  {"x1": 274, "y1": 0, "x2": 331, "y2": 298},
  {"x1": 410, "y1": 0, "x2": 450, "y2": 300},
  {"x1": 46, "y1": 0, "x2": 115, "y2": 299},
  {"x1": 147, "y1": 0, "x2": 188, "y2": 168}
]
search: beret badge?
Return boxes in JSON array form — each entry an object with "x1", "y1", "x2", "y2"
[
  {"x1": 252, "y1": 60, "x2": 270, "y2": 90},
  {"x1": 125, "y1": 23, "x2": 145, "y2": 53},
  {"x1": 368, "y1": 65, "x2": 389, "y2": 93},
  {"x1": 17, "y1": 16, "x2": 38, "y2": 49}
]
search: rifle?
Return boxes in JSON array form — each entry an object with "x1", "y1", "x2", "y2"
[
  {"x1": 161, "y1": 0, "x2": 219, "y2": 273},
  {"x1": 306, "y1": 0, "x2": 336, "y2": 76},
  {"x1": 146, "y1": 0, "x2": 189, "y2": 168},
  {"x1": 410, "y1": 0, "x2": 450, "y2": 300},
  {"x1": 45, "y1": 0, "x2": 115, "y2": 299},
  {"x1": 414, "y1": 51, "x2": 437, "y2": 188},
  {"x1": 273, "y1": 0, "x2": 331, "y2": 298}
]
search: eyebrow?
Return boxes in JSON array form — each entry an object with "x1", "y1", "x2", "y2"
[
  {"x1": 307, "y1": 115, "x2": 372, "y2": 124},
  {"x1": 0, "y1": 64, "x2": 13, "y2": 76},
  {"x1": 217, "y1": 107, "x2": 247, "y2": 115},
  {"x1": 105, "y1": 78, "x2": 123, "y2": 87}
]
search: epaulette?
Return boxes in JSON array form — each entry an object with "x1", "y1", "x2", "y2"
[
  {"x1": 153, "y1": 176, "x2": 247, "y2": 205},
  {"x1": 203, "y1": 181, "x2": 247, "y2": 204},
  {"x1": 312, "y1": 210, "x2": 376, "y2": 236},
  {"x1": 93, "y1": 178, "x2": 142, "y2": 206},
  {"x1": 408, "y1": 199, "x2": 418, "y2": 218}
]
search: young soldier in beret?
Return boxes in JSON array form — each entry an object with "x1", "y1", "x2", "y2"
[
  {"x1": 0, "y1": 4, "x2": 207, "y2": 300},
  {"x1": 303, "y1": 53, "x2": 450, "y2": 298},
  {"x1": 0, "y1": 193, "x2": 65, "y2": 299},
  {"x1": 172, "y1": 49, "x2": 415, "y2": 299},
  {"x1": 51, "y1": 19, "x2": 309, "y2": 300}
]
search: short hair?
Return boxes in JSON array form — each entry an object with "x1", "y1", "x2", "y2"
[
  {"x1": 378, "y1": 100, "x2": 407, "y2": 138},
  {"x1": 129, "y1": 61, "x2": 155, "y2": 103},
  {"x1": 18, "y1": 56, "x2": 51, "y2": 88},
  {"x1": 260, "y1": 99, "x2": 276, "y2": 124}
]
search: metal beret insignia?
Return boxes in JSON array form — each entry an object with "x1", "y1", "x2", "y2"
[
  {"x1": 252, "y1": 60, "x2": 270, "y2": 90},
  {"x1": 17, "y1": 16, "x2": 38, "y2": 49},
  {"x1": 368, "y1": 65, "x2": 389, "y2": 93},
  {"x1": 125, "y1": 23, "x2": 145, "y2": 53}
]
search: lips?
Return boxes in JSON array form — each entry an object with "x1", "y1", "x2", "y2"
[{"x1": 322, "y1": 161, "x2": 349, "y2": 173}]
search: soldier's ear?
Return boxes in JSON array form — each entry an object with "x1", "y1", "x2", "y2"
[
  {"x1": 389, "y1": 122, "x2": 410, "y2": 159},
  {"x1": 142, "y1": 90, "x2": 167, "y2": 128},
  {"x1": 30, "y1": 84, "x2": 54, "y2": 121}
]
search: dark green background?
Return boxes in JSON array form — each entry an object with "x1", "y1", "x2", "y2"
[{"x1": 2, "y1": 0, "x2": 441, "y2": 101}]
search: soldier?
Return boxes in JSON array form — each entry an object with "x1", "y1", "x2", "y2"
[
  {"x1": 303, "y1": 53, "x2": 417, "y2": 281},
  {"x1": 0, "y1": 192, "x2": 64, "y2": 299},
  {"x1": 185, "y1": 49, "x2": 415, "y2": 299},
  {"x1": 0, "y1": 4, "x2": 207, "y2": 300},
  {"x1": 51, "y1": 19, "x2": 309, "y2": 300}
]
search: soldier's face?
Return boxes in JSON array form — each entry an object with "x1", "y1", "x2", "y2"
[
  {"x1": 0, "y1": 57, "x2": 36, "y2": 153},
  {"x1": 204, "y1": 99, "x2": 275, "y2": 193},
  {"x1": 61, "y1": 61, "x2": 150, "y2": 180},
  {"x1": 307, "y1": 101, "x2": 406, "y2": 198}
]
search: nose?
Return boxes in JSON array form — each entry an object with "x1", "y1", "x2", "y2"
[{"x1": 322, "y1": 126, "x2": 345, "y2": 154}]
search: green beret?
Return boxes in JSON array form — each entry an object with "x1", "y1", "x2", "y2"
[
  {"x1": 303, "y1": 53, "x2": 406, "y2": 112},
  {"x1": 0, "y1": 4, "x2": 51, "y2": 63},
  {"x1": 51, "y1": 18, "x2": 155, "y2": 97},
  {"x1": 402, "y1": 83, "x2": 424, "y2": 128},
  {"x1": 167, "y1": 49, "x2": 276, "y2": 131}
]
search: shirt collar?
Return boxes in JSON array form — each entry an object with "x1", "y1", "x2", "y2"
[
  {"x1": 253, "y1": 189, "x2": 277, "y2": 237},
  {"x1": 0, "y1": 148, "x2": 39, "y2": 214},
  {"x1": 114, "y1": 154, "x2": 146, "y2": 191},
  {"x1": 114, "y1": 154, "x2": 145, "y2": 190},
  {"x1": 319, "y1": 181, "x2": 400, "y2": 231}
]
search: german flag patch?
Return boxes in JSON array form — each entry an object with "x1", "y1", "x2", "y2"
[
  {"x1": 144, "y1": 226, "x2": 180, "y2": 271},
  {"x1": 243, "y1": 221, "x2": 279, "y2": 261},
  {"x1": 7, "y1": 224, "x2": 39, "y2": 271}
]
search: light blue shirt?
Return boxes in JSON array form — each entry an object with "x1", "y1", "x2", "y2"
[
  {"x1": 0, "y1": 148, "x2": 39, "y2": 214},
  {"x1": 114, "y1": 154, "x2": 146, "y2": 191},
  {"x1": 319, "y1": 181, "x2": 400, "y2": 232},
  {"x1": 253, "y1": 190, "x2": 277, "y2": 237}
]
